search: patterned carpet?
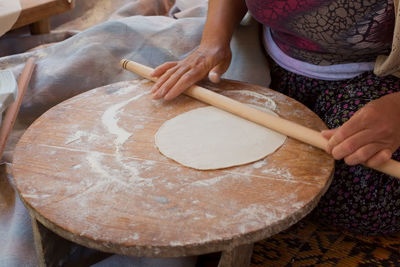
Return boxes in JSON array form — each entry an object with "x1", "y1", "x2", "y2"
[
  {"x1": 251, "y1": 214, "x2": 400, "y2": 266},
  {"x1": 67, "y1": 213, "x2": 400, "y2": 266}
]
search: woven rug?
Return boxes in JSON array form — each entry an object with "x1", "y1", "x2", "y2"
[
  {"x1": 63, "y1": 212, "x2": 400, "y2": 266},
  {"x1": 251, "y1": 214, "x2": 400, "y2": 266}
]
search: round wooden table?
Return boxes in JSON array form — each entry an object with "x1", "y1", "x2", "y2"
[{"x1": 13, "y1": 79, "x2": 334, "y2": 266}]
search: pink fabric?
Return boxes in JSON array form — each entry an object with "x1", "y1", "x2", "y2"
[{"x1": 246, "y1": 0, "x2": 395, "y2": 65}]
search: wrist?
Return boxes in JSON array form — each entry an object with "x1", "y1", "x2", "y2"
[
  {"x1": 196, "y1": 43, "x2": 231, "y2": 62},
  {"x1": 200, "y1": 34, "x2": 231, "y2": 50}
]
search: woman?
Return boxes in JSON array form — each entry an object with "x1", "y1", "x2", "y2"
[{"x1": 150, "y1": 0, "x2": 400, "y2": 235}]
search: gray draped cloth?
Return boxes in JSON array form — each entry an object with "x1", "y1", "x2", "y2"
[{"x1": 0, "y1": 0, "x2": 270, "y2": 266}]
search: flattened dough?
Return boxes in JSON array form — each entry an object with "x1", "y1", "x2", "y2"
[{"x1": 155, "y1": 106, "x2": 286, "y2": 170}]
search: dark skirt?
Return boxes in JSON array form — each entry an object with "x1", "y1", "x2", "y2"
[{"x1": 270, "y1": 63, "x2": 400, "y2": 235}]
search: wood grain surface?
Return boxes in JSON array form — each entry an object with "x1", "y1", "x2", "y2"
[
  {"x1": 12, "y1": 79, "x2": 334, "y2": 258},
  {"x1": 12, "y1": 0, "x2": 75, "y2": 31}
]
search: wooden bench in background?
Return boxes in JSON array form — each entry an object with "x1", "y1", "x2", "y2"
[{"x1": 11, "y1": 0, "x2": 75, "y2": 35}]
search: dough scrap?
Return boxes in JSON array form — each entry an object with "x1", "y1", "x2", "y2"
[{"x1": 155, "y1": 105, "x2": 287, "y2": 170}]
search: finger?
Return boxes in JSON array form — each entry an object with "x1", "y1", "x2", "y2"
[
  {"x1": 366, "y1": 149, "x2": 393, "y2": 168},
  {"x1": 331, "y1": 130, "x2": 377, "y2": 160},
  {"x1": 321, "y1": 128, "x2": 338, "y2": 141},
  {"x1": 321, "y1": 128, "x2": 338, "y2": 154},
  {"x1": 208, "y1": 71, "x2": 221, "y2": 83},
  {"x1": 152, "y1": 65, "x2": 190, "y2": 99},
  {"x1": 151, "y1": 65, "x2": 189, "y2": 99},
  {"x1": 343, "y1": 143, "x2": 382, "y2": 166},
  {"x1": 326, "y1": 133, "x2": 344, "y2": 154},
  {"x1": 151, "y1": 62, "x2": 178, "y2": 77},
  {"x1": 164, "y1": 68, "x2": 205, "y2": 100},
  {"x1": 208, "y1": 62, "x2": 229, "y2": 83},
  {"x1": 326, "y1": 116, "x2": 367, "y2": 153},
  {"x1": 151, "y1": 65, "x2": 180, "y2": 96}
]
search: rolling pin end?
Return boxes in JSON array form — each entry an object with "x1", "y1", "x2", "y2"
[
  {"x1": 120, "y1": 59, "x2": 129, "y2": 70},
  {"x1": 119, "y1": 59, "x2": 156, "y2": 81}
]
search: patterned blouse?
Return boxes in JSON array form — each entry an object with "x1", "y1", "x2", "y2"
[{"x1": 246, "y1": 0, "x2": 395, "y2": 65}]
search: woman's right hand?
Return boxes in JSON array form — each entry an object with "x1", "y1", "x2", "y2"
[{"x1": 150, "y1": 44, "x2": 232, "y2": 100}]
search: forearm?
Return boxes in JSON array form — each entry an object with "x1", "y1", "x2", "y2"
[
  {"x1": 200, "y1": 0, "x2": 248, "y2": 48},
  {"x1": 150, "y1": 0, "x2": 246, "y2": 100}
]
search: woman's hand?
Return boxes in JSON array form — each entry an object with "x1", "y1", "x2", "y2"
[
  {"x1": 150, "y1": 0, "x2": 247, "y2": 100},
  {"x1": 322, "y1": 92, "x2": 400, "y2": 167},
  {"x1": 150, "y1": 44, "x2": 232, "y2": 100}
]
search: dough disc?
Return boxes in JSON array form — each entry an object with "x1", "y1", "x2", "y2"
[{"x1": 155, "y1": 106, "x2": 287, "y2": 170}]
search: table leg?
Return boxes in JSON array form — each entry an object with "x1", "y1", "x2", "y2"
[
  {"x1": 29, "y1": 18, "x2": 51, "y2": 35},
  {"x1": 218, "y1": 243, "x2": 254, "y2": 267},
  {"x1": 31, "y1": 215, "x2": 77, "y2": 267}
]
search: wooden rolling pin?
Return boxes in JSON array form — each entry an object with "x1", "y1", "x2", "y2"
[
  {"x1": 120, "y1": 59, "x2": 400, "y2": 179},
  {"x1": 0, "y1": 58, "x2": 35, "y2": 158}
]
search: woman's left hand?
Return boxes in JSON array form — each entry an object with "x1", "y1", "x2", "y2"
[{"x1": 321, "y1": 92, "x2": 400, "y2": 167}]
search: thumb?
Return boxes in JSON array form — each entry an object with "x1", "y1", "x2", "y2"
[
  {"x1": 208, "y1": 63, "x2": 228, "y2": 83},
  {"x1": 321, "y1": 128, "x2": 338, "y2": 154},
  {"x1": 321, "y1": 128, "x2": 338, "y2": 140}
]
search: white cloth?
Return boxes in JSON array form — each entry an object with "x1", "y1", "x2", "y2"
[
  {"x1": 0, "y1": 0, "x2": 21, "y2": 37},
  {"x1": 0, "y1": 1, "x2": 271, "y2": 266},
  {"x1": 91, "y1": 255, "x2": 197, "y2": 267},
  {"x1": 263, "y1": 27, "x2": 375, "y2": 81},
  {"x1": 0, "y1": 70, "x2": 17, "y2": 115},
  {"x1": 169, "y1": 0, "x2": 208, "y2": 18},
  {"x1": 0, "y1": 164, "x2": 37, "y2": 267}
]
